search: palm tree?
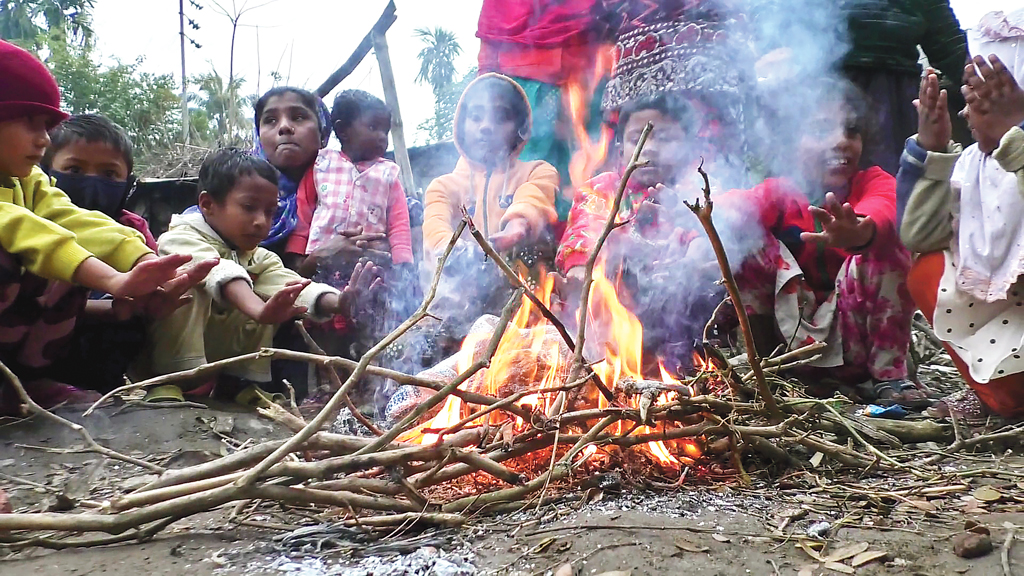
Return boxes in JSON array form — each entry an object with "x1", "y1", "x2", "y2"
[
  {"x1": 190, "y1": 70, "x2": 252, "y2": 145},
  {"x1": 414, "y1": 27, "x2": 462, "y2": 92},
  {"x1": 0, "y1": 0, "x2": 95, "y2": 49}
]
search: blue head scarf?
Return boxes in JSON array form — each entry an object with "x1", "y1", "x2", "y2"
[{"x1": 253, "y1": 89, "x2": 332, "y2": 249}]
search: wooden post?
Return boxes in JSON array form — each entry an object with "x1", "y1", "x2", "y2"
[
  {"x1": 372, "y1": 30, "x2": 417, "y2": 197},
  {"x1": 316, "y1": 1, "x2": 397, "y2": 99},
  {"x1": 178, "y1": 0, "x2": 189, "y2": 145}
]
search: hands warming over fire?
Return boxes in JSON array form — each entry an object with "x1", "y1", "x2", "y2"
[
  {"x1": 104, "y1": 255, "x2": 219, "y2": 321},
  {"x1": 914, "y1": 67, "x2": 952, "y2": 153},
  {"x1": 962, "y1": 54, "x2": 1024, "y2": 152},
  {"x1": 320, "y1": 259, "x2": 385, "y2": 320},
  {"x1": 488, "y1": 217, "x2": 530, "y2": 252},
  {"x1": 801, "y1": 192, "x2": 876, "y2": 251},
  {"x1": 300, "y1": 227, "x2": 392, "y2": 277}
]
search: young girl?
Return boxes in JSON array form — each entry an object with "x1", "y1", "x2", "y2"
[
  {"x1": 726, "y1": 81, "x2": 923, "y2": 406},
  {"x1": 899, "y1": 14, "x2": 1024, "y2": 420},
  {"x1": 299, "y1": 91, "x2": 415, "y2": 392}
]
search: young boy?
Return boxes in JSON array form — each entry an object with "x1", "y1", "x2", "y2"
[
  {"x1": 38, "y1": 114, "x2": 160, "y2": 392},
  {"x1": 139, "y1": 147, "x2": 382, "y2": 405},
  {"x1": 0, "y1": 39, "x2": 205, "y2": 413},
  {"x1": 42, "y1": 113, "x2": 157, "y2": 248}
]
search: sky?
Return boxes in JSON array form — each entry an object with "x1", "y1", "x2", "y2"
[
  {"x1": 91, "y1": 0, "x2": 484, "y2": 146},
  {"x1": 90, "y1": 0, "x2": 1019, "y2": 146}
]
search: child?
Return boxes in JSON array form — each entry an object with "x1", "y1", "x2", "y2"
[
  {"x1": 0, "y1": 40, "x2": 204, "y2": 413},
  {"x1": 555, "y1": 92, "x2": 725, "y2": 372},
  {"x1": 900, "y1": 30, "x2": 1024, "y2": 421},
  {"x1": 420, "y1": 73, "x2": 559, "y2": 357},
  {"x1": 300, "y1": 89, "x2": 412, "y2": 269},
  {"x1": 423, "y1": 73, "x2": 558, "y2": 258},
  {"x1": 726, "y1": 81, "x2": 923, "y2": 406},
  {"x1": 39, "y1": 114, "x2": 158, "y2": 392},
  {"x1": 42, "y1": 114, "x2": 156, "y2": 247},
  {"x1": 296, "y1": 90, "x2": 415, "y2": 371},
  {"x1": 138, "y1": 147, "x2": 383, "y2": 405}
]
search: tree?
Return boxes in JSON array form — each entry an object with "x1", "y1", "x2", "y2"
[
  {"x1": 418, "y1": 67, "x2": 474, "y2": 143},
  {"x1": 189, "y1": 69, "x2": 254, "y2": 146},
  {"x1": 413, "y1": 27, "x2": 464, "y2": 143},
  {"x1": 0, "y1": 0, "x2": 95, "y2": 50},
  {"x1": 45, "y1": 37, "x2": 182, "y2": 167}
]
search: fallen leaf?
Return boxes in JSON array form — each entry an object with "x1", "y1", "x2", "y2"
[
  {"x1": 798, "y1": 564, "x2": 819, "y2": 576},
  {"x1": 810, "y1": 451, "x2": 825, "y2": 467},
  {"x1": 531, "y1": 537, "x2": 557, "y2": 554},
  {"x1": 822, "y1": 561, "x2": 855, "y2": 574},
  {"x1": 974, "y1": 486, "x2": 1003, "y2": 502},
  {"x1": 823, "y1": 542, "x2": 869, "y2": 562},
  {"x1": 904, "y1": 498, "x2": 937, "y2": 512},
  {"x1": 850, "y1": 550, "x2": 889, "y2": 567},
  {"x1": 964, "y1": 520, "x2": 990, "y2": 535},
  {"x1": 711, "y1": 533, "x2": 731, "y2": 543},
  {"x1": 674, "y1": 538, "x2": 710, "y2": 553},
  {"x1": 799, "y1": 541, "x2": 825, "y2": 562},
  {"x1": 554, "y1": 563, "x2": 574, "y2": 576}
]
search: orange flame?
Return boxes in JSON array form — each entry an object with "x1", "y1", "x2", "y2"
[{"x1": 566, "y1": 48, "x2": 615, "y2": 190}]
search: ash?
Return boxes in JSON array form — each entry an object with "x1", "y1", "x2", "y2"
[
  {"x1": 262, "y1": 547, "x2": 478, "y2": 576},
  {"x1": 329, "y1": 408, "x2": 378, "y2": 437}
]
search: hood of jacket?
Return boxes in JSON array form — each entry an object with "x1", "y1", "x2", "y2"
[
  {"x1": 168, "y1": 210, "x2": 256, "y2": 257},
  {"x1": 453, "y1": 72, "x2": 533, "y2": 172}
]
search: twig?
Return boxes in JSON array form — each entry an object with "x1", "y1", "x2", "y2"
[
  {"x1": 235, "y1": 220, "x2": 468, "y2": 487},
  {"x1": 568, "y1": 121, "x2": 653, "y2": 392},
  {"x1": 353, "y1": 288, "x2": 524, "y2": 455},
  {"x1": 683, "y1": 162, "x2": 781, "y2": 418},
  {"x1": 462, "y1": 211, "x2": 576, "y2": 353},
  {"x1": 0, "y1": 360, "x2": 164, "y2": 473},
  {"x1": 293, "y1": 320, "x2": 383, "y2": 436},
  {"x1": 1004, "y1": 525, "x2": 1015, "y2": 576}
]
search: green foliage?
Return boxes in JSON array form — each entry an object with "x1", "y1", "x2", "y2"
[
  {"x1": 188, "y1": 70, "x2": 254, "y2": 147},
  {"x1": 418, "y1": 67, "x2": 475, "y2": 143},
  {"x1": 414, "y1": 27, "x2": 468, "y2": 144},
  {"x1": 0, "y1": 0, "x2": 95, "y2": 50},
  {"x1": 45, "y1": 38, "x2": 181, "y2": 159}
]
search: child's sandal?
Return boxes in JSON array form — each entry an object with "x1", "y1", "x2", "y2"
[
  {"x1": 144, "y1": 384, "x2": 185, "y2": 404},
  {"x1": 873, "y1": 380, "x2": 934, "y2": 410},
  {"x1": 235, "y1": 384, "x2": 286, "y2": 409}
]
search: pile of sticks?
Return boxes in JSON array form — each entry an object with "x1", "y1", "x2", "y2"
[{"x1": 0, "y1": 123, "x2": 1013, "y2": 551}]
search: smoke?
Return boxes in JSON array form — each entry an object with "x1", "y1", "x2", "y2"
[{"x1": 387, "y1": 0, "x2": 856, "y2": 389}]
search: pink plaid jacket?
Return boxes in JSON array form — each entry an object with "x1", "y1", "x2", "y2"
[{"x1": 304, "y1": 149, "x2": 413, "y2": 264}]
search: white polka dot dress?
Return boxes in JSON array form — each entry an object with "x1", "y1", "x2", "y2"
[{"x1": 933, "y1": 251, "x2": 1024, "y2": 383}]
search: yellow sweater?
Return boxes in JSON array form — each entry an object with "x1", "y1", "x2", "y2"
[{"x1": 0, "y1": 166, "x2": 152, "y2": 282}]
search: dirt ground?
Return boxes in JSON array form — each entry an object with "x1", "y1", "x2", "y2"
[{"x1": 0, "y1": 403, "x2": 1019, "y2": 575}]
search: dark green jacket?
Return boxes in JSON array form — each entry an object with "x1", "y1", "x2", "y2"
[{"x1": 843, "y1": 0, "x2": 967, "y2": 79}]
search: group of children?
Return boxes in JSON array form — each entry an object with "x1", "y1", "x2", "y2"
[{"x1": 2, "y1": 14, "x2": 1024, "y2": 424}]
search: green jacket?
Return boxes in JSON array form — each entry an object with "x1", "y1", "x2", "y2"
[{"x1": 843, "y1": 0, "x2": 967, "y2": 79}]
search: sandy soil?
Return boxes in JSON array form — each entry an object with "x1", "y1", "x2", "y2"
[{"x1": 0, "y1": 404, "x2": 1017, "y2": 575}]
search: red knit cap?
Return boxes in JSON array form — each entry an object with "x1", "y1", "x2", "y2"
[{"x1": 0, "y1": 40, "x2": 69, "y2": 129}]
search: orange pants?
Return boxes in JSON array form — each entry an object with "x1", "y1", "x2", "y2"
[{"x1": 909, "y1": 252, "x2": 1024, "y2": 417}]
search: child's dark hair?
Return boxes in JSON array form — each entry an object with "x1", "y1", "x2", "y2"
[
  {"x1": 616, "y1": 92, "x2": 697, "y2": 142},
  {"x1": 458, "y1": 75, "x2": 530, "y2": 148},
  {"x1": 254, "y1": 86, "x2": 319, "y2": 126},
  {"x1": 198, "y1": 147, "x2": 279, "y2": 203},
  {"x1": 42, "y1": 113, "x2": 134, "y2": 174},
  {"x1": 331, "y1": 89, "x2": 390, "y2": 136},
  {"x1": 834, "y1": 80, "x2": 878, "y2": 151}
]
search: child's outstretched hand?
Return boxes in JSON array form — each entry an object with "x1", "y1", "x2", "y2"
[
  {"x1": 320, "y1": 260, "x2": 384, "y2": 319},
  {"x1": 964, "y1": 54, "x2": 1024, "y2": 145},
  {"x1": 914, "y1": 68, "x2": 951, "y2": 152},
  {"x1": 139, "y1": 257, "x2": 219, "y2": 319},
  {"x1": 104, "y1": 253, "x2": 194, "y2": 299},
  {"x1": 489, "y1": 217, "x2": 530, "y2": 252},
  {"x1": 801, "y1": 192, "x2": 876, "y2": 250},
  {"x1": 256, "y1": 279, "x2": 310, "y2": 324}
]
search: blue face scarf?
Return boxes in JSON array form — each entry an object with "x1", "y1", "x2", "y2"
[
  {"x1": 253, "y1": 95, "x2": 332, "y2": 249},
  {"x1": 51, "y1": 171, "x2": 132, "y2": 218}
]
